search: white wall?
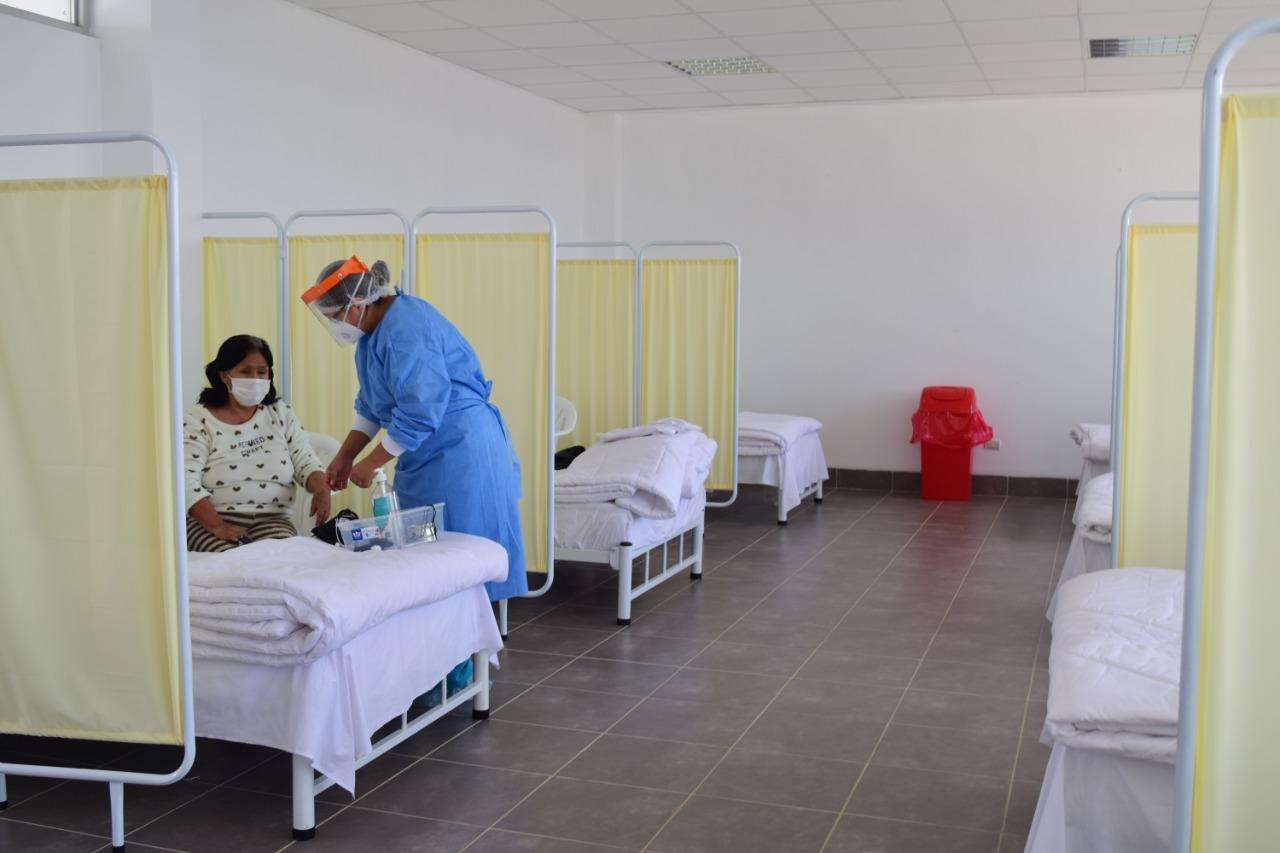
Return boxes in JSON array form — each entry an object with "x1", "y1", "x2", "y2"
[{"x1": 592, "y1": 94, "x2": 1202, "y2": 477}]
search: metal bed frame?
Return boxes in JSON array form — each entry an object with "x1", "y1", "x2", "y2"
[
  {"x1": 412, "y1": 207, "x2": 558, "y2": 640},
  {"x1": 1109, "y1": 192, "x2": 1198, "y2": 565},
  {"x1": 0, "y1": 131, "x2": 195, "y2": 853},
  {"x1": 1174, "y1": 17, "x2": 1280, "y2": 851}
]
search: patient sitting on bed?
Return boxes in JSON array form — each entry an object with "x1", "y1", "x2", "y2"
[{"x1": 184, "y1": 335, "x2": 331, "y2": 552}]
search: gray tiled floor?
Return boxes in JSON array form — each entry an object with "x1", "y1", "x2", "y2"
[{"x1": 0, "y1": 486, "x2": 1071, "y2": 852}]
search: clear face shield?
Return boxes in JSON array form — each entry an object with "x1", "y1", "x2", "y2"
[{"x1": 301, "y1": 256, "x2": 387, "y2": 347}]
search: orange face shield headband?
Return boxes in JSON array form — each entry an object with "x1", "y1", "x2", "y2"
[{"x1": 301, "y1": 255, "x2": 369, "y2": 309}]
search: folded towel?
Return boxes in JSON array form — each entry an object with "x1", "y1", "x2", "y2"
[
  {"x1": 1076, "y1": 471, "x2": 1113, "y2": 544},
  {"x1": 598, "y1": 418, "x2": 701, "y2": 444},
  {"x1": 187, "y1": 533, "x2": 508, "y2": 666},
  {"x1": 1069, "y1": 423, "x2": 1112, "y2": 464},
  {"x1": 557, "y1": 428, "x2": 716, "y2": 519},
  {"x1": 739, "y1": 411, "x2": 822, "y2": 455}
]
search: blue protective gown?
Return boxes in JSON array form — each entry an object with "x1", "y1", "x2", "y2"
[{"x1": 353, "y1": 293, "x2": 527, "y2": 601}]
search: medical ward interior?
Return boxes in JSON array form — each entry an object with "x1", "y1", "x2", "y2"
[{"x1": 3, "y1": 1, "x2": 1280, "y2": 852}]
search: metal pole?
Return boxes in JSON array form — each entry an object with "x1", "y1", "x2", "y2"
[
  {"x1": 413, "y1": 206, "x2": 558, "y2": 599},
  {"x1": 202, "y1": 212, "x2": 290, "y2": 399},
  {"x1": 637, "y1": 241, "x2": 742, "y2": 508},
  {"x1": 1111, "y1": 192, "x2": 1198, "y2": 567},
  {"x1": 0, "y1": 131, "x2": 196, "y2": 788}
]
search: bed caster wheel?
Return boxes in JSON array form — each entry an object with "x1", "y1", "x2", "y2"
[
  {"x1": 0, "y1": 800, "x2": 8, "y2": 811},
  {"x1": 500, "y1": 634, "x2": 509, "y2": 641},
  {"x1": 777, "y1": 520, "x2": 788, "y2": 526},
  {"x1": 112, "y1": 846, "x2": 126, "y2": 852},
  {"x1": 472, "y1": 708, "x2": 490, "y2": 720},
  {"x1": 292, "y1": 828, "x2": 316, "y2": 842},
  {"x1": 814, "y1": 497, "x2": 823, "y2": 504},
  {"x1": 617, "y1": 617, "x2": 631, "y2": 626}
]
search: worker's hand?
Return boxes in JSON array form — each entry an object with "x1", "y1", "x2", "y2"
[
  {"x1": 210, "y1": 519, "x2": 248, "y2": 542},
  {"x1": 350, "y1": 456, "x2": 379, "y2": 489},
  {"x1": 326, "y1": 454, "x2": 353, "y2": 491},
  {"x1": 307, "y1": 473, "x2": 331, "y2": 524}
]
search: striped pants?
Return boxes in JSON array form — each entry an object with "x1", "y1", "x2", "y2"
[{"x1": 187, "y1": 511, "x2": 297, "y2": 553}]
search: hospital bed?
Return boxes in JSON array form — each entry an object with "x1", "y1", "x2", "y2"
[
  {"x1": 736, "y1": 413, "x2": 828, "y2": 525},
  {"x1": 1053, "y1": 471, "x2": 1114, "y2": 612},
  {"x1": 1027, "y1": 568, "x2": 1180, "y2": 853}
]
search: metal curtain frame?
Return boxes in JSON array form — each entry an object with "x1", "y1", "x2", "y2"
[
  {"x1": 557, "y1": 241, "x2": 641, "y2": 428},
  {"x1": 638, "y1": 240, "x2": 742, "y2": 508},
  {"x1": 1110, "y1": 192, "x2": 1198, "y2": 566},
  {"x1": 283, "y1": 208, "x2": 414, "y2": 296},
  {"x1": 0, "y1": 131, "x2": 196, "y2": 851},
  {"x1": 202, "y1": 211, "x2": 291, "y2": 400},
  {"x1": 1175, "y1": 18, "x2": 1280, "y2": 852},
  {"x1": 413, "y1": 206, "x2": 558, "y2": 626}
]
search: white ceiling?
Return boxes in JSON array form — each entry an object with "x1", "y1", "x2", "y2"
[{"x1": 291, "y1": 0, "x2": 1280, "y2": 111}]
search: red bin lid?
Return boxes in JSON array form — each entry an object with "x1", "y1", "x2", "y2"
[{"x1": 918, "y1": 386, "x2": 978, "y2": 413}]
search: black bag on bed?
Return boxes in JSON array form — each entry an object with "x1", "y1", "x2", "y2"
[
  {"x1": 555, "y1": 445, "x2": 586, "y2": 470},
  {"x1": 312, "y1": 509, "x2": 359, "y2": 545}
]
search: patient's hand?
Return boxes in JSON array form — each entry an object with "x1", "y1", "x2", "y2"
[
  {"x1": 307, "y1": 472, "x2": 331, "y2": 524},
  {"x1": 211, "y1": 519, "x2": 247, "y2": 542}
]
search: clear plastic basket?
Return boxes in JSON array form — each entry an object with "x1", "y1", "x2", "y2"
[{"x1": 336, "y1": 503, "x2": 443, "y2": 552}]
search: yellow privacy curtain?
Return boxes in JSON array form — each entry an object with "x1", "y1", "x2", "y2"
[
  {"x1": 1191, "y1": 94, "x2": 1280, "y2": 852},
  {"x1": 641, "y1": 259, "x2": 737, "y2": 490},
  {"x1": 202, "y1": 237, "x2": 279, "y2": 361},
  {"x1": 288, "y1": 233, "x2": 403, "y2": 517},
  {"x1": 1116, "y1": 224, "x2": 1197, "y2": 570},
  {"x1": 418, "y1": 232, "x2": 550, "y2": 574},
  {"x1": 0, "y1": 176, "x2": 182, "y2": 744},
  {"x1": 557, "y1": 259, "x2": 635, "y2": 448}
]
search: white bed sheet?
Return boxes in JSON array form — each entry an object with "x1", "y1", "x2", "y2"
[
  {"x1": 1026, "y1": 743, "x2": 1174, "y2": 853},
  {"x1": 1049, "y1": 530, "x2": 1113, "y2": 617},
  {"x1": 737, "y1": 431, "x2": 828, "y2": 515},
  {"x1": 194, "y1": 585, "x2": 502, "y2": 794},
  {"x1": 555, "y1": 491, "x2": 706, "y2": 553}
]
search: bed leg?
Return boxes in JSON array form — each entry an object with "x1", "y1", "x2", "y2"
[
  {"x1": 472, "y1": 650, "x2": 491, "y2": 720},
  {"x1": 815, "y1": 479, "x2": 824, "y2": 504},
  {"x1": 691, "y1": 522, "x2": 705, "y2": 580},
  {"x1": 498, "y1": 599, "x2": 508, "y2": 640},
  {"x1": 0, "y1": 772, "x2": 8, "y2": 810},
  {"x1": 291, "y1": 754, "x2": 316, "y2": 841},
  {"x1": 109, "y1": 781, "x2": 125, "y2": 851},
  {"x1": 616, "y1": 542, "x2": 634, "y2": 625}
]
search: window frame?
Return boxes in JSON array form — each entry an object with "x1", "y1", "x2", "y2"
[{"x1": 0, "y1": 0, "x2": 86, "y2": 34}]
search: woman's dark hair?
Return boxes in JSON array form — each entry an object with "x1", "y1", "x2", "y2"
[{"x1": 198, "y1": 335, "x2": 280, "y2": 407}]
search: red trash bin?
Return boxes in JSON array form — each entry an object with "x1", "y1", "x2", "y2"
[{"x1": 910, "y1": 386, "x2": 994, "y2": 501}]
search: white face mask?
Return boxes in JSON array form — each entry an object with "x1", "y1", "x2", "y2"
[
  {"x1": 229, "y1": 377, "x2": 270, "y2": 407},
  {"x1": 327, "y1": 318, "x2": 366, "y2": 347}
]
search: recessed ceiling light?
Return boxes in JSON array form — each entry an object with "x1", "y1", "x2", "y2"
[
  {"x1": 1089, "y1": 35, "x2": 1197, "y2": 58},
  {"x1": 666, "y1": 56, "x2": 775, "y2": 76}
]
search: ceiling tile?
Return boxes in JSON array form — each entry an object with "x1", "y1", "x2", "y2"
[
  {"x1": 762, "y1": 51, "x2": 872, "y2": 70},
  {"x1": 948, "y1": 0, "x2": 1078, "y2": 20},
  {"x1": 865, "y1": 45, "x2": 976, "y2": 66},
  {"x1": 1203, "y1": 6, "x2": 1280, "y2": 34},
  {"x1": 1087, "y1": 55, "x2": 1191, "y2": 74},
  {"x1": 632, "y1": 38, "x2": 746, "y2": 59},
  {"x1": 526, "y1": 80, "x2": 622, "y2": 97},
  {"x1": 733, "y1": 30, "x2": 853, "y2": 55},
  {"x1": 1086, "y1": 72, "x2": 1185, "y2": 89},
  {"x1": 1080, "y1": 11, "x2": 1206, "y2": 38},
  {"x1": 549, "y1": 0, "x2": 688, "y2": 19},
  {"x1": 387, "y1": 28, "x2": 511, "y2": 51},
  {"x1": 576, "y1": 61, "x2": 685, "y2": 79},
  {"x1": 698, "y1": 72, "x2": 800, "y2": 90},
  {"x1": 295, "y1": 0, "x2": 389, "y2": 7},
  {"x1": 961, "y1": 16, "x2": 1080, "y2": 43},
  {"x1": 701, "y1": 6, "x2": 833, "y2": 36},
  {"x1": 559, "y1": 95, "x2": 648, "y2": 109},
  {"x1": 682, "y1": 0, "x2": 811, "y2": 10},
  {"x1": 982, "y1": 58, "x2": 1085, "y2": 78},
  {"x1": 897, "y1": 80, "x2": 993, "y2": 96},
  {"x1": 490, "y1": 66, "x2": 589, "y2": 85},
  {"x1": 806, "y1": 83, "x2": 900, "y2": 99},
  {"x1": 1081, "y1": 0, "x2": 1206, "y2": 11},
  {"x1": 1208, "y1": 66, "x2": 1280, "y2": 85},
  {"x1": 1211, "y1": 0, "x2": 1280, "y2": 7},
  {"x1": 436, "y1": 49, "x2": 555, "y2": 69},
  {"x1": 640, "y1": 92, "x2": 730, "y2": 107},
  {"x1": 845, "y1": 23, "x2": 966, "y2": 49},
  {"x1": 822, "y1": 0, "x2": 955, "y2": 30},
  {"x1": 989, "y1": 76, "x2": 1085, "y2": 93},
  {"x1": 1196, "y1": 37, "x2": 1280, "y2": 66},
  {"x1": 324, "y1": 4, "x2": 460, "y2": 31},
  {"x1": 426, "y1": 0, "x2": 570, "y2": 27},
  {"x1": 485, "y1": 22, "x2": 613, "y2": 48},
  {"x1": 724, "y1": 89, "x2": 814, "y2": 104},
  {"x1": 785, "y1": 67, "x2": 890, "y2": 85},
  {"x1": 970, "y1": 40, "x2": 1082, "y2": 62},
  {"x1": 611, "y1": 75, "x2": 709, "y2": 94},
  {"x1": 534, "y1": 44, "x2": 650, "y2": 64},
  {"x1": 594, "y1": 14, "x2": 721, "y2": 42},
  {"x1": 882, "y1": 63, "x2": 986, "y2": 82}
]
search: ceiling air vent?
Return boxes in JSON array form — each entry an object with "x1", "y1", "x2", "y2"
[
  {"x1": 666, "y1": 56, "x2": 775, "y2": 76},
  {"x1": 1089, "y1": 35, "x2": 1197, "y2": 58}
]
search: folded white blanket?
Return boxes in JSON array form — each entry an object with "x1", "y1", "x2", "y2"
[
  {"x1": 1070, "y1": 422, "x2": 1112, "y2": 464},
  {"x1": 557, "y1": 429, "x2": 715, "y2": 519},
  {"x1": 1044, "y1": 568, "x2": 1183, "y2": 764},
  {"x1": 598, "y1": 418, "x2": 701, "y2": 444},
  {"x1": 739, "y1": 411, "x2": 822, "y2": 456},
  {"x1": 187, "y1": 534, "x2": 508, "y2": 666},
  {"x1": 1076, "y1": 471, "x2": 1114, "y2": 544},
  {"x1": 684, "y1": 436, "x2": 716, "y2": 498}
]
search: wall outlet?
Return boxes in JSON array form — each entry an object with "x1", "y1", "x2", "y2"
[{"x1": 984, "y1": 438, "x2": 1002, "y2": 450}]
